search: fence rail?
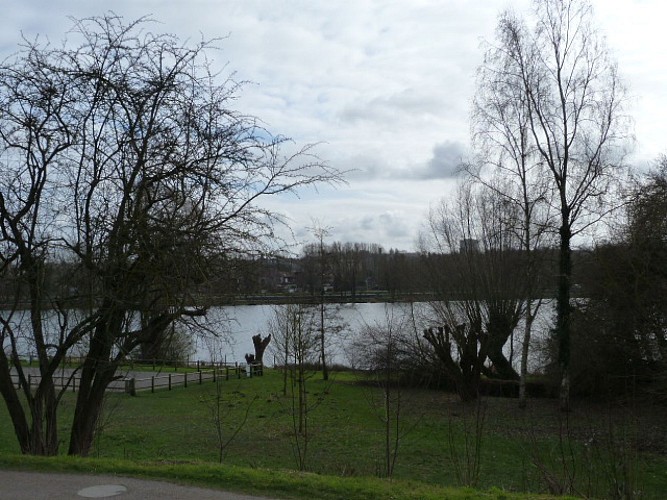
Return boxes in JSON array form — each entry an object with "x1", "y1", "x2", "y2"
[
  {"x1": 9, "y1": 362, "x2": 264, "y2": 395},
  {"x1": 14, "y1": 355, "x2": 239, "y2": 372}
]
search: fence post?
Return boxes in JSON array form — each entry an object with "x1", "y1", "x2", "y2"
[
  {"x1": 151, "y1": 376, "x2": 155, "y2": 393},
  {"x1": 168, "y1": 373, "x2": 172, "y2": 391},
  {"x1": 125, "y1": 378, "x2": 136, "y2": 397},
  {"x1": 184, "y1": 372, "x2": 188, "y2": 388}
]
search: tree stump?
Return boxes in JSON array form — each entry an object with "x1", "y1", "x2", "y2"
[{"x1": 252, "y1": 334, "x2": 271, "y2": 366}]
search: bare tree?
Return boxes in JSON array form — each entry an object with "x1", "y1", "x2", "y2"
[
  {"x1": 201, "y1": 368, "x2": 257, "y2": 464},
  {"x1": 478, "y1": 0, "x2": 631, "y2": 410},
  {"x1": 420, "y1": 181, "x2": 528, "y2": 401},
  {"x1": 472, "y1": 13, "x2": 557, "y2": 407},
  {"x1": 349, "y1": 307, "x2": 421, "y2": 478},
  {"x1": 268, "y1": 305, "x2": 294, "y2": 397},
  {"x1": 308, "y1": 221, "x2": 332, "y2": 380},
  {"x1": 0, "y1": 14, "x2": 340, "y2": 456},
  {"x1": 268, "y1": 303, "x2": 323, "y2": 471},
  {"x1": 201, "y1": 342, "x2": 256, "y2": 463}
]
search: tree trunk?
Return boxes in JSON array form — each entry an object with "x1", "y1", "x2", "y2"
[
  {"x1": 519, "y1": 305, "x2": 536, "y2": 408},
  {"x1": 320, "y1": 299, "x2": 328, "y2": 381},
  {"x1": 68, "y1": 363, "x2": 116, "y2": 456},
  {"x1": 26, "y1": 394, "x2": 59, "y2": 456},
  {"x1": 557, "y1": 222, "x2": 573, "y2": 411},
  {"x1": 486, "y1": 350, "x2": 519, "y2": 380},
  {"x1": 456, "y1": 369, "x2": 481, "y2": 402},
  {"x1": 485, "y1": 324, "x2": 519, "y2": 381},
  {"x1": 36, "y1": 376, "x2": 60, "y2": 455},
  {"x1": 282, "y1": 342, "x2": 289, "y2": 396},
  {"x1": 0, "y1": 350, "x2": 60, "y2": 455},
  {"x1": 68, "y1": 309, "x2": 120, "y2": 456},
  {"x1": 0, "y1": 353, "x2": 32, "y2": 453},
  {"x1": 423, "y1": 325, "x2": 483, "y2": 401}
]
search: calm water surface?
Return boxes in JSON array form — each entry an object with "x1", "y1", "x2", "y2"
[{"x1": 4, "y1": 301, "x2": 553, "y2": 370}]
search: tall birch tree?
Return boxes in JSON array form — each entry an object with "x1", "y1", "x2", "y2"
[{"x1": 475, "y1": 0, "x2": 631, "y2": 409}]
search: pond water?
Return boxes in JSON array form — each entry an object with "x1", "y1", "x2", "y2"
[
  {"x1": 191, "y1": 301, "x2": 553, "y2": 371},
  {"x1": 3, "y1": 301, "x2": 554, "y2": 370},
  {"x1": 190, "y1": 302, "x2": 414, "y2": 366}
]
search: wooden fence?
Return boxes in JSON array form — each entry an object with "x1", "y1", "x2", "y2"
[
  {"x1": 10, "y1": 363, "x2": 264, "y2": 395},
  {"x1": 123, "y1": 364, "x2": 264, "y2": 396},
  {"x1": 16, "y1": 356, "x2": 237, "y2": 372}
]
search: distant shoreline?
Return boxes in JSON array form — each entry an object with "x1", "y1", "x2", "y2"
[{"x1": 0, "y1": 292, "x2": 439, "y2": 311}]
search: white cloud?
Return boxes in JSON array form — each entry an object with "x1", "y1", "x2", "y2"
[{"x1": 2, "y1": 0, "x2": 665, "y2": 251}]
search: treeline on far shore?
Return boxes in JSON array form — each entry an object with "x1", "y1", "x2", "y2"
[{"x1": 1, "y1": 243, "x2": 588, "y2": 309}]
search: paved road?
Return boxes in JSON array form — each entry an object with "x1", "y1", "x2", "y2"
[
  {"x1": 13, "y1": 366, "x2": 224, "y2": 392},
  {"x1": 0, "y1": 470, "x2": 277, "y2": 500}
]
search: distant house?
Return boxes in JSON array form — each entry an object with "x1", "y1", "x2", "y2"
[{"x1": 279, "y1": 273, "x2": 299, "y2": 293}]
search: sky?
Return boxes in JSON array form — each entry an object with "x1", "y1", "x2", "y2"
[{"x1": 2, "y1": 1, "x2": 666, "y2": 252}]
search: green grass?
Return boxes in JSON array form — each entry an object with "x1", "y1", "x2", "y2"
[
  {"x1": 1, "y1": 369, "x2": 666, "y2": 499},
  {"x1": 0, "y1": 454, "x2": 573, "y2": 500}
]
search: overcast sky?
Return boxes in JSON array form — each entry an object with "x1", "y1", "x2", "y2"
[{"x1": 3, "y1": 1, "x2": 665, "y2": 252}]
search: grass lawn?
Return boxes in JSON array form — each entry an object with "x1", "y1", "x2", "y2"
[{"x1": 0, "y1": 368, "x2": 665, "y2": 498}]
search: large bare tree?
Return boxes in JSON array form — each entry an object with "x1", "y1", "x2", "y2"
[
  {"x1": 421, "y1": 180, "x2": 528, "y2": 401},
  {"x1": 476, "y1": 0, "x2": 631, "y2": 410},
  {"x1": 472, "y1": 10, "x2": 556, "y2": 408},
  {"x1": 0, "y1": 14, "x2": 340, "y2": 456}
]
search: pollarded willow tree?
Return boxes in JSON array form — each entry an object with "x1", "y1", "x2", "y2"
[
  {"x1": 0, "y1": 14, "x2": 341, "y2": 456},
  {"x1": 475, "y1": 0, "x2": 632, "y2": 410},
  {"x1": 421, "y1": 180, "x2": 530, "y2": 401}
]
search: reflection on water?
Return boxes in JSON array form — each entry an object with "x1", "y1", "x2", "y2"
[
  {"x1": 3, "y1": 301, "x2": 553, "y2": 370},
  {"x1": 193, "y1": 302, "x2": 414, "y2": 366}
]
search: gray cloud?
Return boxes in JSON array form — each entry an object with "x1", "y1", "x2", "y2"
[
  {"x1": 418, "y1": 141, "x2": 467, "y2": 180},
  {"x1": 341, "y1": 140, "x2": 466, "y2": 182},
  {"x1": 339, "y1": 140, "x2": 466, "y2": 183}
]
